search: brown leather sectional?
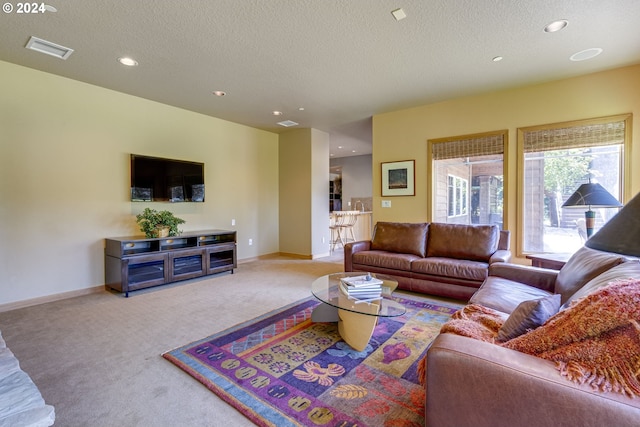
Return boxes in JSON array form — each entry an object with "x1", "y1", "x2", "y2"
[
  {"x1": 344, "y1": 221, "x2": 511, "y2": 300},
  {"x1": 426, "y1": 246, "x2": 640, "y2": 427}
]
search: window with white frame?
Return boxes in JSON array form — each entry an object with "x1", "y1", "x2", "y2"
[
  {"x1": 518, "y1": 115, "x2": 630, "y2": 255},
  {"x1": 429, "y1": 131, "x2": 505, "y2": 227},
  {"x1": 447, "y1": 175, "x2": 468, "y2": 217}
]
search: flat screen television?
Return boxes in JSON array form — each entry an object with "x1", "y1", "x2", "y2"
[{"x1": 130, "y1": 154, "x2": 205, "y2": 202}]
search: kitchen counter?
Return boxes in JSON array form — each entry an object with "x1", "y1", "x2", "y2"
[{"x1": 330, "y1": 211, "x2": 372, "y2": 243}]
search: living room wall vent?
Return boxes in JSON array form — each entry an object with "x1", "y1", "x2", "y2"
[{"x1": 25, "y1": 36, "x2": 74, "y2": 60}]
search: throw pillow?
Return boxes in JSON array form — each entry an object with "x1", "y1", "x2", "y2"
[
  {"x1": 496, "y1": 294, "x2": 561, "y2": 342},
  {"x1": 502, "y1": 278, "x2": 640, "y2": 397}
]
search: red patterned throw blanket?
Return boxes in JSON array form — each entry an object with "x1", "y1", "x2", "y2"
[{"x1": 440, "y1": 278, "x2": 640, "y2": 397}]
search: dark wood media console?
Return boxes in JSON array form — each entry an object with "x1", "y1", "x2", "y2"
[{"x1": 104, "y1": 230, "x2": 237, "y2": 296}]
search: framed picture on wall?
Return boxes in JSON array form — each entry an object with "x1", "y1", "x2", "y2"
[{"x1": 381, "y1": 160, "x2": 415, "y2": 196}]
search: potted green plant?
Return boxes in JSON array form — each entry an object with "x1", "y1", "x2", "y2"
[{"x1": 135, "y1": 208, "x2": 185, "y2": 238}]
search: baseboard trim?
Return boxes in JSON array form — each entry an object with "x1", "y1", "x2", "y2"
[
  {"x1": 0, "y1": 285, "x2": 105, "y2": 313},
  {"x1": 277, "y1": 252, "x2": 313, "y2": 260},
  {"x1": 239, "y1": 252, "x2": 315, "y2": 261}
]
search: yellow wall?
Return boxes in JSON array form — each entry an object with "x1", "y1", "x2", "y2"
[
  {"x1": 373, "y1": 64, "x2": 640, "y2": 256},
  {"x1": 0, "y1": 61, "x2": 279, "y2": 306}
]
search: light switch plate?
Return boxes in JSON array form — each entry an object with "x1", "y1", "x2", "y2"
[{"x1": 382, "y1": 200, "x2": 391, "y2": 208}]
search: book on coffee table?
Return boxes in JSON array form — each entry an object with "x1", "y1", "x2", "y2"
[
  {"x1": 339, "y1": 279, "x2": 382, "y2": 302},
  {"x1": 340, "y1": 275, "x2": 383, "y2": 288}
]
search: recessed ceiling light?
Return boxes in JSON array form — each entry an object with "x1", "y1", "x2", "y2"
[
  {"x1": 117, "y1": 57, "x2": 138, "y2": 66},
  {"x1": 212, "y1": 90, "x2": 226, "y2": 97},
  {"x1": 492, "y1": 56, "x2": 503, "y2": 62},
  {"x1": 298, "y1": 107, "x2": 305, "y2": 111},
  {"x1": 570, "y1": 48, "x2": 603, "y2": 61},
  {"x1": 272, "y1": 110, "x2": 283, "y2": 116},
  {"x1": 544, "y1": 19, "x2": 569, "y2": 33},
  {"x1": 391, "y1": 8, "x2": 407, "y2": 21}
]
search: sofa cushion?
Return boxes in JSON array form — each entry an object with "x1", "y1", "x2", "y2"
[
  {"x1": 352, "y1": 250, "x2": 420, "y2": 271},
  {"x1": 561, "y1": 259, "x2": 640, "y2": 309},
  {"x1": 411, "y1": 257, "x2": 489, "y2": 282},
  {"x1": 502, "y1": 278, "x2": 640, "y2": 397},
  {"x1": 427, "y1": 223, "x2": 499, "y2": 262},
  {"x1": 370, "y1": 222, "x2": 428, "y2": 257},
  {"x1": 554, "y1": 246, "x2": 626, "y2": 304},
  {"x1": 496, "y1": 294, "x2": 561, "y2": 342},
  {"x1": 469, "y1": 276, "x2": 554, "y2": 314}
]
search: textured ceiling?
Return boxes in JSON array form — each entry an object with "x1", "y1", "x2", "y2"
[{"x1": 1, "y1": 0, "x2": 639, "y2": 157}]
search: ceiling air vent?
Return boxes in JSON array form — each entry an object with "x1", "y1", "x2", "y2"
[
  {"x1": 277, "y1": 120, "x2": 299, "y2": 127},
  {"x1": 25, "y1": 36, "x2": 74, "y2": 60}
]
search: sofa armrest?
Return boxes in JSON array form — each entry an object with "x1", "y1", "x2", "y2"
[
  {"x1": 488, "y1": 262, "x2": 558, "y2": 292},
  {"x1": 489, "y1": 249, "x2": 511, "y2": 264},
  {"x1": 343, "y1": 240, "x2": 371, "y2": 272},
  {"x1": 426, "y1": 334, "x2": 640, "y2": 427}
]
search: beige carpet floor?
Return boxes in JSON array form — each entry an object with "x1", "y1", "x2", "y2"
[{"x1": 0, "y1": 253, "x2": 348, "y2": 427}]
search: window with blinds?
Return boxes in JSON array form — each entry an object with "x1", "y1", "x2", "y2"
[
  {"x1": 518, "y1": 115, "x2": 630, "y2": 254},
  {"x1": 428, "y1": 131, "x2": 506, "y2": 226}
]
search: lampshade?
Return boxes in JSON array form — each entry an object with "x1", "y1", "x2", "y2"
[
  {"x1": 586, "y1": 191, "x2": 640, "y2": 257},
  {"x1": 561, "y1": 182, "x2": 622, "y2": 238},
  {"x1": 561, "y1": 182, "x2": 622, "y2": 209}
]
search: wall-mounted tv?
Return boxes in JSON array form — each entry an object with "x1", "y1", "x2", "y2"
[{"x1": 130, "y1": 154, "x2": 204, "y2": 202}]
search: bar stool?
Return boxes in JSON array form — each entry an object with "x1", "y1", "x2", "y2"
[
  {"x1": 329, "y1": 213, "x2": 345, "y2": 253},
  {"x1": 338, "y1": 211, "x2": 359, "y2": 244}
]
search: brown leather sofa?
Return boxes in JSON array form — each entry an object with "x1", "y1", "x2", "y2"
[
  {"x1": 344, "y1": 222, "x2": 511, "y2": 300},
  {"x1": 426, "y1": 246, "x2": 640, "y2": 427}
]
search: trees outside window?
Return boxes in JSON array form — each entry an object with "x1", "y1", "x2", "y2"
[{"x1": 518, "y1": 115, "x2": 630, "y2": 254}]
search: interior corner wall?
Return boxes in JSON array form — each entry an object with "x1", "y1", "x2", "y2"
[
  {"x1": 372, "y1": 64, "x2": 640, "y2": 251},
  {"x1": 278, "y1": 128, "x2": 330, "y2": 257},
  {"x1": 279, "y1": 129, "x2": 312, "y2": 255},
  {"x1": 0, "y1": 60, "x2": 279, "y2": 306},
  {"x1": 310, "y1": 128, "x2": 330, "y2": 257}
]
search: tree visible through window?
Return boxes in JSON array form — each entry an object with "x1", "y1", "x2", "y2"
[{"x1": 518, "y1": 116, "x2": 629, "y2": 254}]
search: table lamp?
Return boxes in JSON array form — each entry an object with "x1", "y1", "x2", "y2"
[
  {"x1": 586, "y1": 190, "x2": 640, "y2": 257},
  {"x1": 561, "y1": 180, "x2": 622, "y2": 238}
]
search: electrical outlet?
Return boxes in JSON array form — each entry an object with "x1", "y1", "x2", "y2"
[
  {"x1": 231, "y1": 219, "x2": 236, "y2": 226},
  {"x1": 248, "y1": 238, "x2": 253, "y2": 246},
  {"x1": 382, "y1": 200, "x2": 392, "y2": 208}
]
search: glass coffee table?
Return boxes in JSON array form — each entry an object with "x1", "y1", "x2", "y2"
[{"x1": 310, "y1": 272, "x2": 406, "y2": 351}]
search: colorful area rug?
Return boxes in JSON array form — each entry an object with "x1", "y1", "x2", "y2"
[{"x1": 162, "y1": 293, "x2": 462, "y2": 427}]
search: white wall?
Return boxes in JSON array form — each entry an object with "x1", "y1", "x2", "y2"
[
  {"x1": 330, "y1": 154, "x2": 372, "y2": 210},
  {"x1": 0, "y1": 61, "x2": 280, "y2": 306}
]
